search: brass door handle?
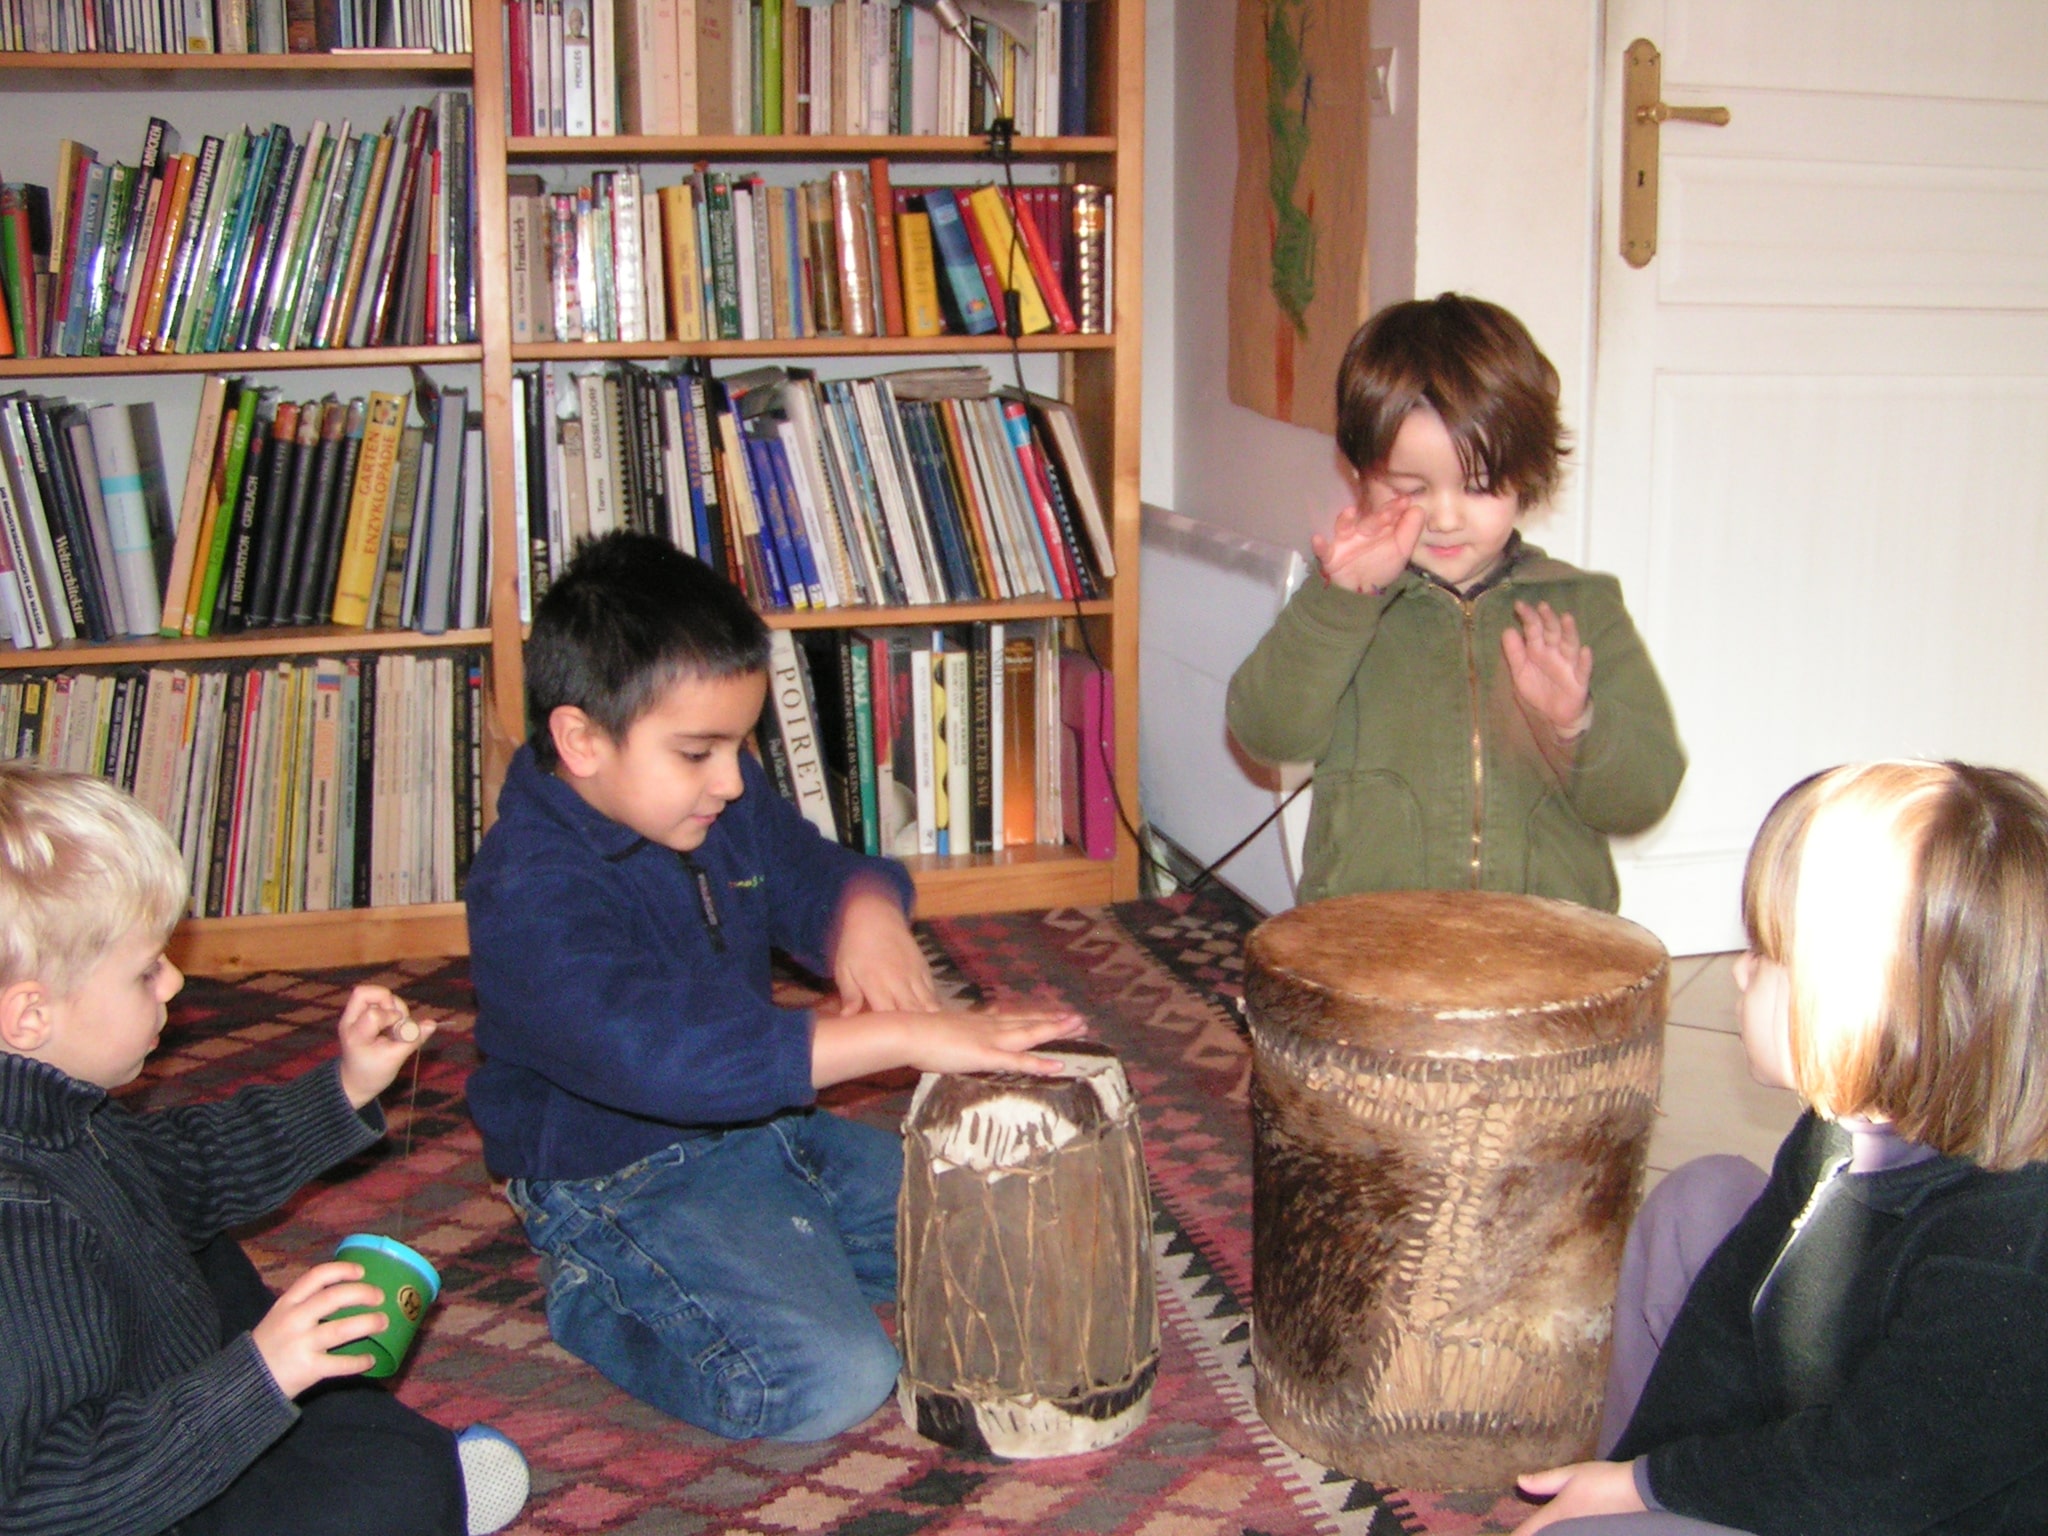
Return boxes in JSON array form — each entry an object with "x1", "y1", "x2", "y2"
[{"x1": 1621, "y1": 39, "x2": 1731, "y2": 268}]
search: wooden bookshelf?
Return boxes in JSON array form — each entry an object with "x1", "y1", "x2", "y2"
[{"x1": 3, "y1": 0, "x2": 1144, "y2": 971}]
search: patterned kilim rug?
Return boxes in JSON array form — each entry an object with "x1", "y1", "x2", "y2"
[{"x1": 130, "y1": 892, "x2": 1531, "y2": 1536}]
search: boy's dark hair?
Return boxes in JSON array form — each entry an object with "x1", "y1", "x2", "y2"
[
  {"x1": 1334, "y1": 292, "x2": 1568, "y2": 509},
  {"x1": 525, "y1": 531, "x2": 771, "y2": 768}
]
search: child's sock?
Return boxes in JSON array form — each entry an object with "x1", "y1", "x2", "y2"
[{"x1": 455, "y1": 1424, "x2": 530, "y2": 1535}]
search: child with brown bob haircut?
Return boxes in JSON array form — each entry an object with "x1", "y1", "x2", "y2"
[
  {"x1": 0, "y1": 765, "x2": 529, "y2": 1536},
  {"x1": 1517, "y1": 761, "x2": 2048, "y2": 1535},
  {"x1": 1227, "y1": 292, "x2": 1685, "y2": 910}
]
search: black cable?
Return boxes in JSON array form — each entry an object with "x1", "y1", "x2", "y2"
[{"x1": 966, "y1": 59, "x2": 1291, "y2": 901}]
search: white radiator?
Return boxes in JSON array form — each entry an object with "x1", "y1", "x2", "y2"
[{"x1": 1138, "y1": 506, "x2": 1311, "y2": 916}]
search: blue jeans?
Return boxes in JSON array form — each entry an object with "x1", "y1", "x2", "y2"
[{"x1": 505, "y1": 1109, "x2": 902, "y2": 1441}]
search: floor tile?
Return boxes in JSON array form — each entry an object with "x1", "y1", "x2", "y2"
[
  {"x1": 1647, "y1": 1020, "x2": 1801, "y2": 1174},
  {"x1": 1669, "y1": 952, "x2": 1741, "y2": 1034}
]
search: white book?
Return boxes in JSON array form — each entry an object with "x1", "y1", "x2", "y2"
[
  {"x1": 592, "y1": 0, "x2": 617, "y2": 134},
  {"x1": 562, "y1": 0, "x2": 594, "y2": 135},
  {"x1": 673, "y1": 0, "x2": 698, "y2": 132},
  {"x1": 0, "y1": 408, "x2": 75, "y2": 642},
  {"x1": 132, "y1": 667, "x2": 183, "y2": 830},
  {"x1": 574, "y1": 372, "x2": 617, "y2": 536},
  {"x1": 639, "y1": 187, "x2": 666, "y2": 343},
  {"x1": 334, "y1": 659, "x2": 360, "y2": 911},
  {"x1": 510, "y1": 374, "x2": 532, "y2": 620},
  {"x1": 731, "y1": 184, "x2": 758, "y2": 340},
  {"x1": 910, "y1": 5, "x2": 940, "y2": 135},
  {"x1": 455, "y1": 413, "x2": 486, "y2": 628},
  {"x1": 986, "y1": 621, "x2": 1004, "y2": 849},
  {"x1": 786, "y1": 382, "x2": 877, "y2": 605},
  {"x1": 159, "y1": 667, "x2": 200, "y2": 851},
  {"x1": 432, "y1": 655, "x2": 455, "y2": 901},
  {"x1": 611, "y1": 171, "x2": 644, "y2": 341},
  {"x1": 546, "y1": 0, "x2": 567, "y2": 133},
  {"x1": 767, "y1": 627, "x2": 838, "y2": 841},
  {"x1": 85, "y1": 403, "x2": 169, "y2": 637},
  {"x1": 656, "y1": 385, "x2": 692, "y2": 556},
  {"x1": 1037, "y1": 620, "x2": 1061, "y2": 840},
  {"x1": 0, "y1": 443, "x2": 49, "y2": 648},
  {"x1": 848, "y1": 382, "x2": 932, "y2": 604},
  {"x1": 180, "y1": 672, "x2": 226, "y2": 916}
]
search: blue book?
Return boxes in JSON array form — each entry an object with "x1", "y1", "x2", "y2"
[
  {"x1": 738, "y1": 431, "x2": 792, "y2": 610},
  {"x1": 824, "y1": 382, "x2": 899, "y2": 595},
  {"x1": 60, "y1": 161, "x2": 111, "y2": 357},
  {"x1": 895, "y1": 399, "x2": 975, "y2": 601},
  {"x1": 762, "y1": 431, "x2": 826, "y2": 607},
  {"x1": 1059, "y1": 0, "x2": 1090, "y2": 135},
  {"x1": 917, "y1": 189, "x2": 997, "y2": 336},
  {"x1": 669, "y1": 377, "x2": 714, "y2": 561}
]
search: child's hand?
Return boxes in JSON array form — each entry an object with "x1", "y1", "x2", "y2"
[
  {"x1": 813, "y1": 1006, "x2": 1086, "y2": 1087},
  {"x1": 833, "y1": 883, "x2": 940, "y2": 1015},
  {"x1": 336, "y1": 985, "x2": 435, "y2": 1110},
  {"x1": 1312, "y1": 495, "x2": 1424, "y2": 595},
  {"x1": 1509, "y1": 1460, "x2": 1646, "y2": 1535},
  {"x1": 1502, "y1": 600, "x2": 1594, "y2": 739},
  {"x1": 250, "y1": 1261, "x2": 388, "y2": 1400},
  {"x1": 901, "y1": 1007, "x2": 1089, "y2": 1077}
]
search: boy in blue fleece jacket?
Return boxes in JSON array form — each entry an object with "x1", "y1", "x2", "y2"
[{"x1": 465, "y1": 532, "x2": 1082, "y2": 1443}]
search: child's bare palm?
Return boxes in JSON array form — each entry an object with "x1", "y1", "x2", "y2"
[
  {"x1": 1502, "y1": 600, "x2": 1593, "y2": 737},
  {"x1": 1313, "y1": 500, "x2": 1423, "y2": 595}
]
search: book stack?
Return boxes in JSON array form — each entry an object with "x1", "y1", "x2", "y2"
[
  {"x1": 0, "y1": 0, "x2": 469, "y2": 54},
  {"x1": 0, "y1": 96, "x2": 476, "y2": 361},
  {"x1": 154, "y1": 374, "x2": 489, "y2": 641},
  {"x1": 757, "y1": 619, "x2": 1083, "y2": 862},
  {"x1": 507, "y1": 166, "x2": 1110, "y2": 344},
  {"x1": 0, "y1": 651, "x2": 482, "y2": 911},
  {"x1": 509, "y1": 360, "x2": 1114, "y2": 620},
  {"x1": 507, "y1": 0, "x2": 1088, "y2": 139},
  {"x1": 0, "y1": 391, "x2": 176, "y2": 646}
]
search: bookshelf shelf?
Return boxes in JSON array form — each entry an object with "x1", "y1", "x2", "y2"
[
  {"x1": 0, "y1": 345, "x2": 484, "y2": 378},
  {"x1": 0, "y1": 627, "x2": 492, "y2": 671},
  {"x1": 505, "y1": 133, "x2": 1117, "y2": 163},
  {"x1": 905, "y1": 843, "x2": 1117, "y2": 917},
  {"x1": 166, "y1": 900, "x2": 470, "y2": 975},
  {"x1": 768, "y1": 599, "x2": 1111, "y2": 633},
  {"x1": 509, "y1": 335, "x2": 1113, "y2": 363},
  {"x1": 0, "y1": 52, "x2": 474, "y2": 83}
]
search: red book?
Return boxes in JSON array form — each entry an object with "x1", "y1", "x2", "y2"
[
  {"x1": 1060, "y1": 649, "x2": 1114, "y2": 859},
  {"x1": 47, "y1": 159, "x2": 95, "y2": 356},
  {"x1": 951, "y1": 183, "x2": 1009, "y2": 334},
  {"x1": 1000, "y1": 398, "x2": 1081, "y2": 597},
  {"x1": 1002, "y1": 187, "x2": 1075, "y2": 333},
  {"x1": 506, "y1": 0, "x2": 535, "y2": 137},
  {"x1": 866, "y1": 157, "x2": 905, "y2": 337}
]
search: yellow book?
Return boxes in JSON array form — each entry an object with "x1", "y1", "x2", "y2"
[
  {"x1": 328, "y1": 390, "x2": 408, "y2": 626},
  {"x1": 659, "y1": 180, "x2": 704, "y2": 342},
  {"x1": 897, "y1": 208, "x2": 943, "y2": 338},
  {"x1": 963, "y1": 184, "x2": 1052, "y2": 336}
]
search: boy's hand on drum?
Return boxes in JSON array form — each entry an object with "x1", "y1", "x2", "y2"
[
  {"x1": 1508, "y1": 1460, "x2": 1645, "y2": 1535},
  {"x1": 812, "y1": 1007, "x2": 1085, "y2": 1088},
  {"x1": 906, "y1": 1008, "x2": 1088, "y2": 1077},
  {"x1": 1313, "y1": 495, "x2": 1423, "y2": 596},
  {"x1": 832, "y1": 881, "x2": 940, "y2": 1015},
  {"x1": 1502, "y1": 600, "x2": 1594, "y2": 739}
]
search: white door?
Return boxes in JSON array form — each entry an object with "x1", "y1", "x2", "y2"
[{"x1": 1590, "y1": 0, "x2": 2048, "y2": 955}]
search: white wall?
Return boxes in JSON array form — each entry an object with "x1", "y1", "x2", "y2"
[{"x1": 1141, "y1": 0, "x2": 1602, "y2": 552}]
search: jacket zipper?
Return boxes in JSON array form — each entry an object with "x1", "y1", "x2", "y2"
[{"x1": 1461, "y1": 594, "x2": 1483, "y2": 887}]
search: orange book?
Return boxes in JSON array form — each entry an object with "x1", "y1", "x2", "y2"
[
  {"x1": 158, "y1": 373, "x2": 230, "y2": 635},
  {"x1": 1001, "y1": 634, "x2": 1036, "y2": 845},
  {"x1": 134, "y1": 152, "x2": 198, "y2": 354},
  {"x1": 866, "y1": 157, "x2": 905, "y2": 336},
  {"x1": 178, "y1": 386, "x2": 244, "y2": 635}
]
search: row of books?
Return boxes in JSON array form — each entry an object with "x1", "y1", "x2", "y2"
[
  {"x1": 510, "y1": 164, "x2": 1108, "y2": 345},
  {"x1": 154, "y1": 375, "x2": 490, "y2": 643},
  {"x1": 0, "y1": 650, "x2": 483, "y2": 914},
  {"x1": 0, "y1": 391, "x2": 173, "y2": 648},
  {"x1": 510, "y1": 361, "x2": 1114, "y2": 620},
  {"x1": 0, "y1": 95, "x2": 475, "y2": 360},
  {"x1": 0, "y1": 0, "x2": 467, "y2": 53},
  {"x1": 759, "y1": 621, "x2": 1113, "y2": 862},
  {"x1": 508, "y1": 0, "x2": 1086, "y2": 140}
]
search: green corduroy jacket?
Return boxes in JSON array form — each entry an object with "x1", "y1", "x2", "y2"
[{"x1": 1225, "y1": 539, "x2": 1686, "y2": 912}]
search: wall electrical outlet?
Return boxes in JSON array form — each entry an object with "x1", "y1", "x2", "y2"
[{"x1": 1368, "y1": 46, "x2": 1397, "y2": 117}]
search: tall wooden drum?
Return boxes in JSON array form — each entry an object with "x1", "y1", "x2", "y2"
[
  {"x1": 1246, "y1": 891, "x2": 1666, "y2": 1490},
  {"x1": 897, "y1": 1041, "x2": 1158, "y2": 1459}
]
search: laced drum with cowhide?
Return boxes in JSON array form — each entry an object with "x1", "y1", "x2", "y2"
[
  {"x1": 1245, "y1": 890, "x2": 1666, "y2": 1491},
  {"x1": 896, "y1": 1041, "x2": 1158, "y2": 1459}
]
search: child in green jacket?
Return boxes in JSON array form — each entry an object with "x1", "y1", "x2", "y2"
[{"x1": 1226, "y1": 293, "x2": 1684, "y2": 911}]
